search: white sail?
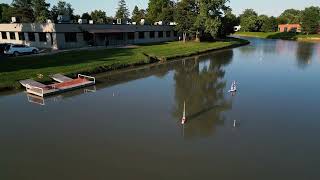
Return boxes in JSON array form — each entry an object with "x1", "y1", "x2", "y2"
[{"x1": 229, "y1": 81, "x2": 237, "y2": 92}]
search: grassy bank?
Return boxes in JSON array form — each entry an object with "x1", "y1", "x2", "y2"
[
  {"x1": 0, "y1": 38, "x2": 248, "y2": 91},
  {"x1": 235, "y1": 32, "x2": 320, "y2": 41}
]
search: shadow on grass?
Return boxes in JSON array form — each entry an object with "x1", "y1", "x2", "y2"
[
  {"x1": 137, "y1": 41, "x2": 171, "y2": 46},
  {"x1": 0, "y1": 47, "x2": 138, "y2": 73},
  {"x1": 266, "y1": 32, "x2": 299, "y2": 40}
]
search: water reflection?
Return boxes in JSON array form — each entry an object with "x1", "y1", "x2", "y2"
[
  {"x1": 275, "y1": 40, "x2": 298, "y2": 56},
  {"x1": 3, "y1": 38, "x2": 320, "y2": 179},
  {"x1": 296, "y1": 42, "x2": 315, "y2": 68},
  {"x1": 25, "y1": 86, "x2": 97, "y2": 106},
  {"x1": 238, "y1": 45, "x2": 256, "y2": 56},
  {"x1": 173, "y1": 50, "x2": 233, "y2": 139}
]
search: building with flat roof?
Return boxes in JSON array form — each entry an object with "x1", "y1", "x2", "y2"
[
  {"x1": 0, "y1": 23, "x2": 178, "y2": 50},
  {"x1": 278, "y1": 24, "x2": 302, "y2": 33}
]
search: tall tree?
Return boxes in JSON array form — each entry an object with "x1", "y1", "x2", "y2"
[
  {"x1": 81, "y1": 12, "x2": 91, "y2": 20},
  {"x1": 91, "y1": 10, "x2": 107, "y2": 24},
  {"x1": 260, "y1": 16, "x2": 278, "y2": 32},
  {"x1": 115, "y1": 0, "x2": 129, "y2": 22},
  {"x1": 131, "y1": 5, "x2": 146, "y2": 23},
  {"x1": 131, "y1": 6, "x2": 140, "y2": 22},
  {"x1": 219, "y1": 9, "x2": 238, "y2": 37},
  {"x1": 50, "y1": 1, "x2": 74, "y2": 22},
  {"x1": 11, "y1": 0, "x2": 34, "y2": 22},
  {"x1": 66, "y1": 2, "x2": 74, "y2": 20},
  {"x1": 139, "y1": 9, "x2": 146, "y2": 20},
  {"x1": 175, "y1": 0, "x2": 199, "y2": 42},
  {"x1": 239, "y1": 9, "x2": 258, "y2": 32},
  {"x1": 301, "y1": 6, "x2": 320, "y2": 35},
  {"x1": 0, "y1": 3, "x2": 12, "y2": 23},
  {"x1": 196, "y1": 0, "x2": 229, "y2": 39},
  {"x1": 278, "y1": 9, "x2": 301, "y2": 24},
  {"x1": 256, "y1": 15, "x2": 269, "y2": 31},
  {"x1": 146, "y1": 0, "x2": 175, "y2": 24},
  {"x1": 32, "y1": 0, "x2": 50, "y2": 23}
]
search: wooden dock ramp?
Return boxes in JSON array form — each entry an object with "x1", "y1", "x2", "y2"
[
  {"x1": 20, "y1": 79, "x2": 46, "y2": 88},
  {"x1": 50, "y1": 74, "x2": 73, "y2": 83}
]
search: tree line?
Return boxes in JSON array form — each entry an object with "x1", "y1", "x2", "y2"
[
  {"x1": 0, "y1": 0, "x2": 166, "y2": 24},
  {"x1": 239, "y1": 7, "x2": 320, "y2": 34},
  {"x1": 1, "y1": 0, "x2": 318, "y2": 41}
]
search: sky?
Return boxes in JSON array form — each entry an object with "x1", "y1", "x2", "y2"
[{"x1": 2, "y1": 0, "x2": 320, "y2": 17}]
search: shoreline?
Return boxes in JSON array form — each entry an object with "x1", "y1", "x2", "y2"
[
  {"x1": 0, "y1": 39, "x2": 249, "y2": 93},
  {"x1": 234, "y1": 32, "x2": 320, "y2": 42}
]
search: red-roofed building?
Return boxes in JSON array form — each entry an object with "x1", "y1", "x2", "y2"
[{"x1": 278, "y1": 24, "x2": 301, "y2": 33}]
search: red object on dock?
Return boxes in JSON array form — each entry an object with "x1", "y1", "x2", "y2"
[{"x1": 53, "y1": 78, "x2": 89, "y2": 89}]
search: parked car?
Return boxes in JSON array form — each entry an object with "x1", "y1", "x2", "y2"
[
  {"x1": 0, "y1": 43, "x2": 9, "y2": 54},
  {"x1": 4, "y1": 44, "x2": 39, "y2": 56}
]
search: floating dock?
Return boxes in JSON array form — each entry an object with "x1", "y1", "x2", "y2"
[{"x1": 20, "y1": 74, "x2": 95, "y2": 97}]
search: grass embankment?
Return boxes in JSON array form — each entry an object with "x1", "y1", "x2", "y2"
[
  {"x1": 235, "y1": 32, "x2": 320, "y2": 41},
  {"x1": 0, "y1": 38, "x2": 248, "y2": 90}
]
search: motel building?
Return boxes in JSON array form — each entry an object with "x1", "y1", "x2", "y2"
[{"x1": 0, "y1": 22, "x2": 177, "y2": 50}]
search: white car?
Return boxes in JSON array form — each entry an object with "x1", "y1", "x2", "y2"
[{"x1": 4, "y1": 44, "x2": 39, "y2": 56}]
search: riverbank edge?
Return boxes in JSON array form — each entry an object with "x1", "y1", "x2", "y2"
[
  {"x1": 144, "y1": 39, "x2": 249, "y2": 61},
  {"x1": 234, "y1": 32, "x2": 320, "y2": 42},
  {"x1": 0, "y1": 38, "x2": 249, "y2": 92}
]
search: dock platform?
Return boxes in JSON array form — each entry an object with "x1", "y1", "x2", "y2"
[{"x1": 20, "y1": 74, "x2": 95, "y2": 97}]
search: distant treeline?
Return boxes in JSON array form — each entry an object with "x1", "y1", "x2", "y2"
[{"x1": 239, "y1": 7, "x2": 320, "y2": 34}]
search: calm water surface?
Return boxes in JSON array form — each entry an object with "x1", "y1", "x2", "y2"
[{"x1": 1, "y1": 38, "x2": 320, "y2": 180}]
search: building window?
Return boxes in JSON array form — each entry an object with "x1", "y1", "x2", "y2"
[
  {"x1": 115, "y1": 33, "x2": 124, "y2": 40},
  {"x1": 128, "y1": 32, "x2": 135, "y2": 40},
  {"x1": 38, "y1": 33, "x2": 47, "y2": 42},
  {"x1": 284, "y1": 27, "x2": 288, "y2": 32},
  {"x1": 139, "y1": 32, "x2": 145, "y2": 39},
  {"x1": 158, "y1": 31, "x2": 163, "y2": 38},
  {"x1": 65, "y1": 32, "x2": 77, "y2": 42},
  {"x1": 10, "y1": 32, "x2": 16, "y2": 40},
  {"x1": 18, "y1": 32, "x2": 25, "y2": 40},
  {"x1": 166, "y1": 31, "x2": 171, "y2": 37},
  {"x1": 174, "y1": 31, "x2": 178, "y2": 37},
  {"x1": 1, "y1": 32, "x2": 7, "y2": 39},
  {"x1": 28, "y1": 32, "x2": 35, "y2": 41},
  {"x1": 149, "y1": 31, "x2": 155, "y2": 38},
  {"x1": 83, "y1": 32, "x2": 93, "y2": 41}
]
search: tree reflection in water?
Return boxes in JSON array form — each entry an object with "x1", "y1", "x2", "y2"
[
  {"x1": 296, "y1": 42, "x2": 315, "y2": 69},
  {"x1": 173, "y1": 50, "x2": 234, "y2": 139}
]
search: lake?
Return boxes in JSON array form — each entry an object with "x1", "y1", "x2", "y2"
[{"x1": 1, "y1": 38, "x2": 320, "y2": 179}]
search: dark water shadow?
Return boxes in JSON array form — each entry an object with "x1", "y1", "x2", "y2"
[{"x1": 266, "y1": 32, "x2": 298, "y2": 40}]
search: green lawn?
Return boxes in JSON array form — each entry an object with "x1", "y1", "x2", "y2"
[
  {"x1": 235, "y1": 32, "x2": 320, "y2": 41},
  {"x1": 235, "y1": 32, "x2": 278, "y2": 38},
  {"x1": 0, "y1": 39, "x2": 247, "y2": 90}
]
